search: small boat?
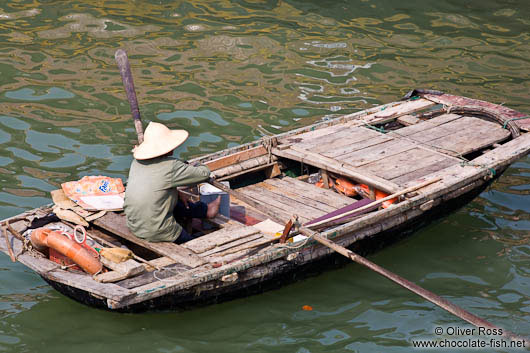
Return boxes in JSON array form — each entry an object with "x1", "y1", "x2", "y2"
[{"x1": 2, "y1": 91, "x2": 530, "y2": 312}]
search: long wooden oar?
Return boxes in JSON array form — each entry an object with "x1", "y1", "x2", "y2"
[
  {"x1": 115, "y1": 49, "x2": 144, "y2": 144},
  {"x1": 300, "y1": 227, "x2": 529, "y2": 344}
]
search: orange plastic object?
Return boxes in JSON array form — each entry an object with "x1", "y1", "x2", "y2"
[
  {"x1": 31, "y1": 228, "x2": 102, "y2": 275},
  {"x1": 334, "y1": 178, "x2": 357, "y2": 197},
  {"x1": 358, "y1": 184, "x2": 370, "y2": 195},
  {"x1": 375, "y1": 190, "x2": 397, "y2": 208},
  {"x1": 302, "y1": 305, "x2": 313, "y2": 311}
]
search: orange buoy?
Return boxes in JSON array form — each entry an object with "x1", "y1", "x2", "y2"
[
  {"x1": 31, "y1": 228, "x2": 102, "y2": 275},
  {"x1": 302, "y1": 305, "x2": 313, "y2": 311}
]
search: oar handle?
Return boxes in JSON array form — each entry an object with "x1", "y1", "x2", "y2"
[{"x1": 115, "y1": 49, "x2": 144, "y2": 144}]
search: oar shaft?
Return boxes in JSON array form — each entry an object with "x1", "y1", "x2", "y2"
[
  {"x1": 302, "y1": 228, "x2": 528, "y2": 344},
  {"x1": 115, "y1": 49, "x2": 144, "y2": 144}
]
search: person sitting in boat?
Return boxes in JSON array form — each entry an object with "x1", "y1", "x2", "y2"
[{"x1": 123, "y1": 122, "x2": 221, "y2": 244}]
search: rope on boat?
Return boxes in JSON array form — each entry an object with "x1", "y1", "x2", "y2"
[
  {"x1": 503, "y1": 116, "x2": 528, "y2": 129},
  {"x1": 262, "y1": 135, "x2": 274, "y2": 163}
]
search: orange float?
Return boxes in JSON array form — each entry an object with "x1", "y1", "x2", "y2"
[
  {"x1": 31, "y1": 228, "x2": 102, "y2": 275},
  {"x1": 334, "y1": 178, "x2": 357, "y2": 197}
]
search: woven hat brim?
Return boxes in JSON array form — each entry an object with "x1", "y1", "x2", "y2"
[{"x1": 133, "y1": 129, "x2": 189, "y2": 160}]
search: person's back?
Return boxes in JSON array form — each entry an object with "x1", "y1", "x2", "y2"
[{"x1": 123, "y1": 122, "x2": 213, "y2": 243}]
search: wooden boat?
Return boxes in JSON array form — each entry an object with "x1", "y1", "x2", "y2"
[{"x1": 2, "y1": 92, "x2": 530, "y2": 312}]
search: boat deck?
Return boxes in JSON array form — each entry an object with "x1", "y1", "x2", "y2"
[{"x1": 274, "y1": 113, "x2": 510, "y2": 190}]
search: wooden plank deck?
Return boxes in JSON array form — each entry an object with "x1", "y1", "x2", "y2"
[
  {"x1": 234, "y1": 177, "x2": 355, "y2": 224},
  {"x1": 274, "y1": 114, "x2": 511, "y2": 188}
]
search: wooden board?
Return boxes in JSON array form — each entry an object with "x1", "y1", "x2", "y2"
[
  {"x1": 425, "y1": 118, "x2": 511, "y2": 156},
  {"x1": 93, "y1": 212, "x2": 207, "y2": 268},
  {"x1": 298, "y1": 127, "x2": 382, "y2": 154},
  {"x1": 264, "y1": 178, "x2": 353, "y2": 209},
  {"x1": 387, "y1": 113, "x2": 461, "y2": 137},
  {"x1": 257, "y1": 180, "x2": 338, "y2": 213},
  {"x1": 236, "y1": 185, "x2": 318, "y2": 223},
  {"x1": 343, "y1": 98, "x2": 436, "y2": 124},
  {"x1": 358, "y1": 147, "x2": 456, "y2": 180},
  {"x1": 280, "y1": 124, "x2": 344, "y2": 145},
  {"x1": 201, "y1": 233, "x2": 267, "y2": 257},
  {"x1": 322, "y1": 132, "x2": 393, "y2": 159},
  {"x1": 46, "y1": 269, "x2": 135, "y2": 301},
  {"x1": 338, "y1": 139, "x2": 417, "y2": 167},
  {"x1": 397, "y1": 114, "x2": 421, "y2": 126},
  {"x1": 204, "y1": 146, "x2": 267, "y2": 171},
  {"x1": 390, "y1": 158, "x2": 458, "y2": 185},
  {"x1": 182, "y1": 224, "x2": 261, "y2": 254}
]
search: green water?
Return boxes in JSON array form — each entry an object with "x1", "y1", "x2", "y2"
[{"x1": 0, "y1": 1, "x2": 529, "y2": 352}]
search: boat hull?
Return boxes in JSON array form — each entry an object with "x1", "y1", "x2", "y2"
[{"x1": 42, "y1": 175, "x2": 496, "y2": 312}]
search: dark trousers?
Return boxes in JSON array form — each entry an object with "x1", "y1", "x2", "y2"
[{"x1": 173, "y1": 200, "x2": 208, "y2": 244}]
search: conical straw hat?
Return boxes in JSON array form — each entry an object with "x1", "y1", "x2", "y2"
[{"x1": 133, "y1": 122, "x2": 189, "y2": 160}]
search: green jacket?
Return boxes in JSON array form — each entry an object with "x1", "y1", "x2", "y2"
[{"x1": 123, "y1": 156, "x2": 210, "y2": 242}]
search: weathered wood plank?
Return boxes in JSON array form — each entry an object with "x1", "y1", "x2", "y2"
[
  {"x1": 92, "y1": 212, "x2": 207, "y2": 268},
  {"x1": 402, "y1": 131, "x2": 530, "y2": 193},
  {"x1": 210, "y1": 181, "x2": 291, "y2": 224},
  {"x1": 344, "y1": 98, "x2": 436, "y2": 124},
  {"x1": 358, "y1": 147, "x2": 453, "y2": 180},
  {"x1": 211, "y1": 155, "x2": 275, "y2": 179},
  {"x1": 267, "y1": 177, "x2": 353, "y2": 209},
  {"x1": 204, "y1": 146, "x2": 268, "y2": 171},
  {"x1": 95, "y1": 258, "x2": 145, "y2": 283},
  {"x1": 339, "y1": 139, "x2": 417, "y2": 167},
  {"x1": 392, "y1": 116, "x2": 489, "y2": 146},
  {"x1": 207, "y1": 235, "x2": 276, "y2": 262},
  {"x1": 273, "y1": 146, "x2": 401, "y2": 194},
  {"x1": 116, "y1": 263, "x2": 190, "y2": 289},
  {"x1": 237, "y1": 185, "x2": 318, "y2": 223},
  {"x1": 390, "y1": 158, "x2": 458, "y2": 185},
  {"x1": 258, "y1": 180, "x2": 338, "y2": 213},
  {"x1": 387, "y1": 113, "x2": 461, "y2": 137},
  {"x1": 46, "y1": 269, "x2": 135, "y2": 301},
  {"x1": 397, "y1": 114, "x2": 421, "y2": 126},
  {"x1": 245, "y1": 182, "x2": 334, "y2": 218},
  {"x1": 182, "y1": 224, "x2": 261, "y2": 254},
  {"x1": 279, "y1": 124, "x2": 344, "y2": 145},
  {"x1": 322, "y1": 131, "x2": 393, "y2": 159},
  {"x1": 201, "y1": 233, "x2": 265, "y2": 257},
  {"x1": 298, "y1": 127, "x2": 381, "y2": 154},
  {"x1": 426, "y1": 119, "x2": 511, "y2": 156}
]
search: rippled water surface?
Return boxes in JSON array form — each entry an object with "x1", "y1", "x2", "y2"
[{"x1": 0, "y1": 1, "x2": 529, "y2": 352}]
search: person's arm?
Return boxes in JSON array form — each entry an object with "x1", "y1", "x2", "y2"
[{"x1": 171, "y1": 159, "x2": 211, "y2": 187}]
